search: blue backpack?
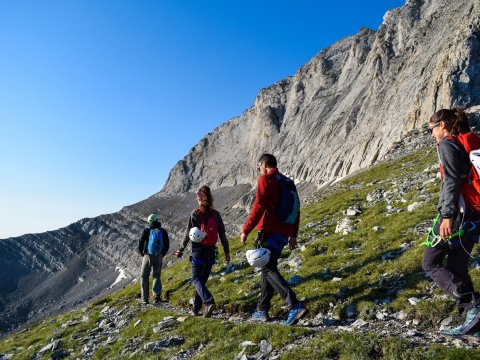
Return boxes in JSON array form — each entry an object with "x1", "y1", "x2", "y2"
[
  {"x1": 276, "y1": 174, "x2": 300, "y2": 224},
  {"x1": 148, "y1": 228, "x2": 164, "y2": 255}
]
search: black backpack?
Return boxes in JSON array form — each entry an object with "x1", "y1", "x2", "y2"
[{"x1": 275, "y1": 174, "x2": 300, "y2": 224}]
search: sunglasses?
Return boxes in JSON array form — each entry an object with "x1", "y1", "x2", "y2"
[
  {"x1": 256, "y1": 162, "x2": 263, "y2": 172},
  {"x1": 429, "y1": 122, "x2": 440, "y2": 133}
]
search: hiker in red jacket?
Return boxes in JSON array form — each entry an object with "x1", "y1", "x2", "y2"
[
  {"x1": 423, "y1": 108, "x2": 480, "y2": 338},
  {"x1": 241, "y1": 153, "x2": 307, "y2": 326}
]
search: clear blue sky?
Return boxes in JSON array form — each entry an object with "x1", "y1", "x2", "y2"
[{"x1": 0, "y1": 0, "x2": 405, "y2": 238}]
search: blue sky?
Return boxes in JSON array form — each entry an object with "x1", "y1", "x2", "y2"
[{"x1": 0, "y1": 0, "x2": 405, "y2": 238}]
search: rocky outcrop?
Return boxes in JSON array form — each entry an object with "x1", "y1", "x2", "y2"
[{"x1": 162, "y1": 0, "x2": 480, "y2": 194}]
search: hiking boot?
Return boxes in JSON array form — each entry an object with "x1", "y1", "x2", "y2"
[
  {"x1": 462, "y1": 306, "x2": 480, "y2": 334},
  {"x1": 441, "y1": 323, "x2": 467, "y2": 337},
  {"x1": 154, "y1": 296, "x2": 168, "y2": 304},
  {"x1": 250, "y1": 310, "x2": 269, "y2": 323},
  {"x1": 284, "y1": 303, "x2": 308, "y2": 326},
  {"x1": 190, "y1": 310, "x2": 201, "y2": 316},
  {"x1": 203, "y1": 303, "x2": 216, "y2": 318},
  {"x1": 441, "y1": 306, "x2": 480, "y2": 336}
]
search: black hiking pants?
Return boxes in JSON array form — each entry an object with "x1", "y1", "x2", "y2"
[
  {"x1": 423, "y1": 241, "x2": 478, "y2": 314},
  {"x1": 423, "y1": 211, "x2": 480, "y2": 315},
  {"x1": 257, "y1": 248, "x2": 299, "y2": 312},
  {"x1": 191, "y1": 246, "x2": 216, "y2": 312}
]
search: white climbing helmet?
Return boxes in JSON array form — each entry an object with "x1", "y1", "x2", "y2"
[
  {"x1": 246, "y1": 248, "x2": 271, "y2": 267},
  {"x1": 470, "y1": 150, "x2": 480, "y2": 174},
  {"x1": 189, "y1": 227, "x2": 207, "y2": 243}
]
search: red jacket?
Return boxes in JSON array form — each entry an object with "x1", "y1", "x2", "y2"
[{"x1": 242, "y1": 168, "x2": 300, "y2": 238}]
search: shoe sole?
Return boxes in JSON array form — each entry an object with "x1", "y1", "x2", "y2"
[
  {"x1": 203, "y1": 304, "x2": 216, "y2": 318},
  {"x1": 286, "y1": 308, "x2": 308, "y2": 326},
  {"x1": 461, "y1": 311, "x2": 480, "y2": 334}
]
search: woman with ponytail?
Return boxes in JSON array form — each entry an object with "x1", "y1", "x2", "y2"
[
  {"x1": 174, "y1": 186, "x2": 230, "y2": 317},
  {"x1": 423, "y1": 107, "x2": 480, "y2": 338}
]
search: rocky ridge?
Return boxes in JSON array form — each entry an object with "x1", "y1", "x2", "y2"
[{"x1": 162, "y1": 0, "x2": 480, "y2": 194}]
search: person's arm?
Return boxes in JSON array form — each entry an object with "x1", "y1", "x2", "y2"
[
  {"x1": 288, "y1": 210, "x2": 300, "y2": 249},
  {"x1": 439, "y1": 139, "x2": 466, "y2": 218},
  {"x1": 438, "y1": 139, "x2": 467, "y2": 238},
  {"x1": 138, "y1": 229, "x2": 148, "y2": 256},
  {"x1": 161, "y1": 229, "x2": 170, "y2": 256},
  {"x1": 242, "y1": 176, "x2": 268, "y2": 237},
  {"x1": 174, "y1": 211, "x2": 197, "y2": 257},
  {"x1": 216, "y1": 211, "x2": 230, "y2": 262}
]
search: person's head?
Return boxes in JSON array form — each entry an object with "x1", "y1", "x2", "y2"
[
  {"x1": 147, "y1": 213, "x2": 158, "y2": 225},
  {"x1": 429, "y1": 107, "x2": 470, "y2": 143},
  {"x1": 196, "y1": 185, "x2": 213, "y2": 214},
  {"x1": 257, "y1": 153, "x2": 277, "y2": 175}
]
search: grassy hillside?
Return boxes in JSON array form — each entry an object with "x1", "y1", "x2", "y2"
[{"x1": 2, "y1": 146, "x2": 480, "y2": 359}]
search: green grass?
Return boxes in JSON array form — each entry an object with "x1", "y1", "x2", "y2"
[{"x1": 2, "y1": 146, "x2": 480, "y2": 359}]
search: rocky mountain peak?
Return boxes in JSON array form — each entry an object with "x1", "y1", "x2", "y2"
[{"x1": 161, "y1": 0, "x2": 480, "y2": 196}]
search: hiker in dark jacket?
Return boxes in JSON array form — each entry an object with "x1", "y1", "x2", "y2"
[
  {"x1": 138, "y1": 214, "x2": 170, "y2": 304},
  {"x1": 422, "y1": 108, "x2": 480, "y2": 338},
  {"x1": 173, "y1": 185, "x2": 230, "y2": 317},
  {"x1": 241, "y1": 153, "x2": 307, "y2": 326}
]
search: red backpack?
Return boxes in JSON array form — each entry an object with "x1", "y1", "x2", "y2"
[
  {"x1": 195, "y1": 209, "x2": 218, "y2": 247},
  {"x1": 444, "y1": 132, "x2": 480, "y2": 211}
]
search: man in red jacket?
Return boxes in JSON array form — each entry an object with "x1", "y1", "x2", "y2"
[{"x1": 241, "y1": 153, "x2": 307, "y2": 325}]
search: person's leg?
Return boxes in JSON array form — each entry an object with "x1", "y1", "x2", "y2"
[
  {"x1": 422, "y1": 245, "x2": 455, "y2": 296},
  {"x1": 191, "y1": 263, "x2": 214, "y2": 305},
  {"x1": 151, "y1": 255, "x2": 162, "y2": 300},
  {"x1": 140, "y1": 255, "x2": 151, "y2": 303},
  {"x1": 202, "y1": 263, "x2": 214, "y2": 305},
  {"x1": 201, "y1": 263, "x2": 216, "y2": 317},
  {"x1": 257, "y1": 269, "x2": 275, "y2": 312},
  {"x1": 446, "y1": 242, "x2": 476, "y2": 313},
  {"x1": 261, "y1": 250, "x2": 299, "y2": 310}
]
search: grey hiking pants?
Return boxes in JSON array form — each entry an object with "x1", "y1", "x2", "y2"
[
  {"x1": 257, "y1": 249, "x2": 299, "y2": 312},
  {"x1": 140, "y1": 254, "x2": 162, "y2": 302}
]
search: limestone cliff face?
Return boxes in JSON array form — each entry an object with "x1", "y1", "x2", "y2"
[{"x1": 162, "y1": 0, "x2": 480, "y2": 194}]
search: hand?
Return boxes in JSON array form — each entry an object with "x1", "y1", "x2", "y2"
[
  {"x1": 172, "y1": 250, "x2": 183, "y2": 258},
  {"x1": 225, "y1": 253, "x2": 231, "y2": 263},
  {"x1": 439, "y1": 218, "x2": 453, "y2": 240},
  {"x1": 240, "y1": 233, "x2": 248, "y2": 246},
  {"x1": 288, "y1": 237, "x2": 297, "y2": 250}
]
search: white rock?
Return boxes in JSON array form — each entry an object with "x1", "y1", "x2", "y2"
[
  {"x1": 393, "y1": 311, "x2": 407, "y2": 320},
  {"x1": 407, "y1": 202, "x2": 421, "y2": 212},
  {"x1": 351, "y1": 319, "x2": 368, "y2": 328},
  {"x1": 241, "y1": 341, "x2": 257, "y2": 347},
  {"x1": 408, "y1": 297, "x2": 419, "y2": 306}
]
